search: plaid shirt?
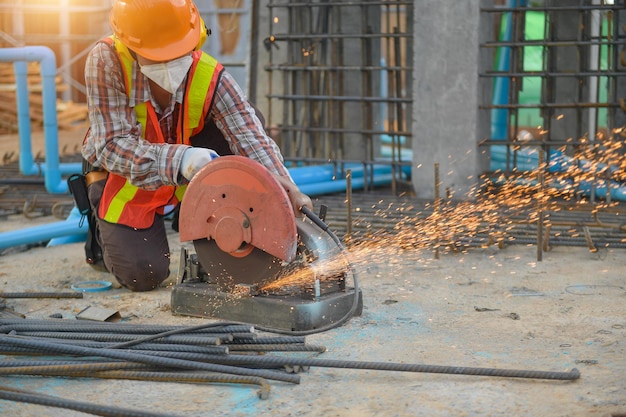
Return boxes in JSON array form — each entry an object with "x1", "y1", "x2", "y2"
[{"x1": 82, "y1": 41, "x2": 289, "y2": 191}]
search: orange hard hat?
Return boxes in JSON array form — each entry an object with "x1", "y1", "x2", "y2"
[{"x1": 110, "y1": 0, "x2": 203, "y2": 61}]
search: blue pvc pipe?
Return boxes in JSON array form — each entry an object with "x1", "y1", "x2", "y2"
[
  {"x1": 292, "y1": 162, "x2": 411, "y2": 196},
  {"x1": 298, "y1": 173, "x2": 402, "y2": 196},
  {"x1": 0, "y1": 207, "x2": 87, "y2": 251},
  {"x1": 0, "y1": 46, "x2": 78, "y2": 194},
  {"x1": 13, "y1": 60, "x2": 33, "y2": 174},
  {"x1": 47, "y1": 207, "x2": 89, "y2": 246},
  {"x1": 289, "y1": 164, "x2": 353, "y2": 185},
  {"x1": 289, "y1": 163, "x2": 399, "y2": 185}
]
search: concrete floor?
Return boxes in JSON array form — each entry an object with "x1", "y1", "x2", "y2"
[
  {"x1": 0, "y1": 134, "x2": 624, "y2": 415},
  {"x1": 0, "y1": 219, "x2": 624, "y2": 417}
]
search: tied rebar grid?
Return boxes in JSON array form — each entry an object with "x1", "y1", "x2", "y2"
[
  {"x1": 0, "y1": 157, "x2": 78, "y2": 219},
  {"x1": 314, "y1": 190, "x2": 626, "y2": 252}
]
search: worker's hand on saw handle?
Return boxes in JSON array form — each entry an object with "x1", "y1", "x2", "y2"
[
  {"x1": 180, "y1": 147, "x2": 220, "y2": 181},
  {"x1": 179, "y1": 148, "x2": 311, "y2": 217},
  {"x1": 273, "y1": 174, "x2": 313, "y2": 218}
]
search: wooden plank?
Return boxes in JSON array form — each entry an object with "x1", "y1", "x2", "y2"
[{"x1": 0, "y1": 60, "x2": 88, "y2": 134}]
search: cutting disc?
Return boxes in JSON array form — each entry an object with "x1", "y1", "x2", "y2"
[
  {"x1": 193, "y1": 238, "x2": 286, "y2": 289},
  {"x1": 178, "y1": 155, "x2": 299, "y2": 289}
]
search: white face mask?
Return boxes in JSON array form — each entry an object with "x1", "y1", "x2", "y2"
[{"x1": 140, "y1": 55, "x2": 193, "y2": 95}]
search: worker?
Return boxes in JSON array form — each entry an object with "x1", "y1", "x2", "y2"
[{"x1": 80, "y1": 0, "x2": 312, "y2": 292}]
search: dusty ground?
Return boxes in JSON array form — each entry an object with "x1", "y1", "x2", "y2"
[{"x1": 0, "y1": 209, "x2": 624, "y2": 417}]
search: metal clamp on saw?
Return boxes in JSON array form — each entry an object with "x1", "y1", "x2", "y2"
[{"x1": 170, "y1": 155, "x2": 363, "y2": 333}]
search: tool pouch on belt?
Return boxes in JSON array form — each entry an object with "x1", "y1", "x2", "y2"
[
  {"x1": 67, "y1": 173, "x2": 91, "y2": 217},
  {"x1": 67, "y1": 165, "x2": 107, "y2": 271}
]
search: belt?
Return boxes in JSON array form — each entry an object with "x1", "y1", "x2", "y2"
[{"x1": 85, "y1": 170, "x2": 108, "y2": 187}]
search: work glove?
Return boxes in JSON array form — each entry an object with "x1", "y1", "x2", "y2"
[{"x1": 180, "y1": 147, "x2": 219, "y2": 181}]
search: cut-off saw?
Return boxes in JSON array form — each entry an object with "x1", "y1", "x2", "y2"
[{"x1": 170, "y1": 155, "x2": 363, "y2": 333}]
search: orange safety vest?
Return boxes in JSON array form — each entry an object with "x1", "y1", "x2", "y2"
[{"x1": 97, "y1": 36, "x2": 223, "y2": 229}]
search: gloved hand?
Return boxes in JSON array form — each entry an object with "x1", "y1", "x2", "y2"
[{"x1": 180, "y1": 147, "x2": 219, "y2": 181}]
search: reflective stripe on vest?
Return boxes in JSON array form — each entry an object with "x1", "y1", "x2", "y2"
[
  {"x1": 174, "y1": 184, "x2": 187, "y2": 202},
  {"x1": 103, "y1": 180, "x2": 138, "y2": 223},
  {"x1": 110, "y1": 36, "x2": 133, "y2": 92},
  {"x1": 97, "y1": 36, "x2": 221, "y2": 228},
  {"x1": 187, "y1": 53, "x2": 219, "y2": 133}
]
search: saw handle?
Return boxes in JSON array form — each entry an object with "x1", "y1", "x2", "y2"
[
  {"x1": 301, "y1": 205, "x2": 329, "y2": 232},
  {"x1": 301, "y1": 204, "x2": 349, "y2": 254}
]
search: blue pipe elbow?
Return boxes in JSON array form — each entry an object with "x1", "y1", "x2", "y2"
[{"x1": 0, "y1": 46, "x2": 76, "y2": 194}]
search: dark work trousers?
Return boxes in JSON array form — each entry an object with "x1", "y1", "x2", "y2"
[
  {"x1": 88, "y1": 179, "x2": 170, "y2": 291},
  {"x1": 87, "y1": 119, "x2": 239, "y2": 291}
]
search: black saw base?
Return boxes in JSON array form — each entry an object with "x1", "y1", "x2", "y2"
[{"x1": 170, "y1": 283, "x2": 363, "y2": 332}]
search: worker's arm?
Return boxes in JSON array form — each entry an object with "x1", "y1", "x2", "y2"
[
  {"x1": 209, "y1": 70, "x2": 313, "y2": 216},
  {"x1": 272, "y1": 173, "x2": 314, "y2": 216},
  {"x1": 82, "y1": 41, "x2": 188, "y2": 190}
]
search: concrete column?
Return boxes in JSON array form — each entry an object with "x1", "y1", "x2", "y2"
[{"x1": 412, "y1": 0, "x2": 489, "y2": 200}]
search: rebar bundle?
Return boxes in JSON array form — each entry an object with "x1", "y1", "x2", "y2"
[{"x1": 0, "y1": 317, "x2": 580, "y2": 416}]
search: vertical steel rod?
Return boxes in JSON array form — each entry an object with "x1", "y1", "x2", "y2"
[
  {"x1": 537, "y1": 148, "x2": 544, "y2": 262},
  {"x1": 434, "y1": 163, "x2": 440, "y2": 260},
  {"x1": 346, "y1": 169, "x2": 352, "y2": 244}
]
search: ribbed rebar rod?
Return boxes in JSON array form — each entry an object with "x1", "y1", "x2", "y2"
[
  {"x1": 223, "y1": 336, "x2": 307, "y2": 345},
  {"x1": 229, "y1": 332, "x2": 258, "y2": 340},
  {"x1": 89, "y1": 370, "x2": 271, "y2": 400},
  {"x1": 105, "y1": 325, "x2": 252, "y2": 349},
  {"x1": 188, "y1": 354, "x2": 581, "y2": 381},
  {"x1": 226, "y1": 344, "x2": 327, "y2": 353},
  {"x1": 0, "y1": 359, "x2": 128, "y2": 367},
  {"x1": 0, "y1": 323, "x2": 254, "y2": 335},
  {"x1": 17, "y1": 331, "x2": 225, "y2": 346},
  {"x1": 0, "y1": 318, "x2": 252, "y2": 331},
  {"x1": 0, "y1": 365, "x2": 271, "y2": 400},
  {"x1": 121, "y1": 342, "x2": 227, "y2": 355},
  {"x1": 0, "y1": 362, "x2": 151, "y2": 375},
  {"x1": 0, "y1": 335, "x2": 300, "y2": 384},
  {"x1": 0, "y1": 292, "x2": 83, "y2": 299},
  {"x1": 109, "y1": 349, "x2": 282, "y2": 370},
  {"x1": 0, "y1": 346, "x2": 54, "y2": 355},
  {"x1": 17, "y1": 338, "x2": 229, "y2": 354},
  {"x1": 0, "y1": 384, "x2": 179, "y2": 417}
]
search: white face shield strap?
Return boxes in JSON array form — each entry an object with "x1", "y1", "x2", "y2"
[{"x1": 140, "y1": 55, "x2": 193, "y2": 95}]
